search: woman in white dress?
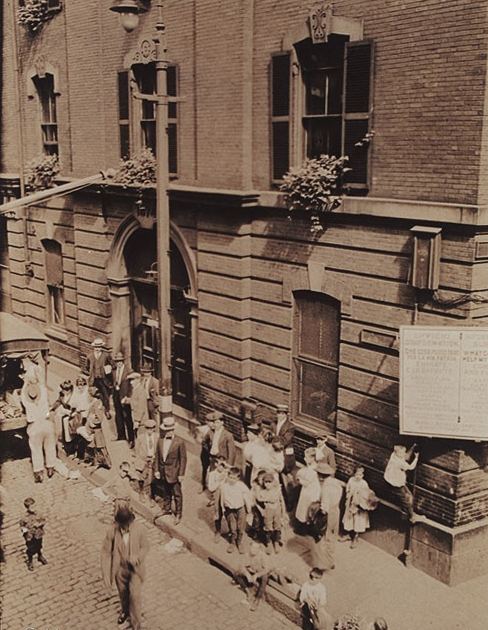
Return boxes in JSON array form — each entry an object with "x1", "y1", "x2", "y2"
[{"x1": 295, "y1": 447, "x2": 321, "y2": 532}]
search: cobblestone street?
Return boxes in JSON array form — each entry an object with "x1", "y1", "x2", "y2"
[{"x1": 0, "y1": 456, "x2": 293, "y2": 630}]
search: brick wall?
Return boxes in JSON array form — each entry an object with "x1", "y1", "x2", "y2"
[{"x1": 3, "y1": 0, "x2": 488, "y2": 204}]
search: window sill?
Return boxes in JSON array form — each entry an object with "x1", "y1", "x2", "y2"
[{"x1": 45, "y1": 326, "x2": 68, "y2": 343}]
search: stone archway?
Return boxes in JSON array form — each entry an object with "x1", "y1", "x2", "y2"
[{"x1": 106, "y1": 215, "x2": 198, "y2": 413}]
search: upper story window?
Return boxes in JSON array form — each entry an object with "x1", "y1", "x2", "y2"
[
  {"x1": 19, "y1": 0, "x2": 61, "y2": 7},
  {"x1": 33, "y1": 73, "x2": 58, "y2": 156},
  {"x1": 42, "y1": 239, "x2": 65, "y2": 327},
  {"x1": 118, "y1": 63, "x2": 178, "y2": 176},
  {"x1": 292, "y1": 291, "x2": 341, "y2": 434},
  {"x1": 271, "y1": 35, "x2": 373, "y2": 190}
]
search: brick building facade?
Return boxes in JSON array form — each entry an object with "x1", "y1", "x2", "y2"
[{"x1": 1, "y1": 0, "x2": 488, "y2": 584}]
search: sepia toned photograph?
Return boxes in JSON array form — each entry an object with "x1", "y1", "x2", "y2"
[{"x1": 0, "y1": 1, "x2": 487, "y2": 629}]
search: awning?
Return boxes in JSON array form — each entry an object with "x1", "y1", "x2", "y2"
[
  {"x1": 0, "y1": 172, "x2": 109, "y2": 217},
  {"x1": 0, "y1": 312, "x2": 49, "y2": 356}
]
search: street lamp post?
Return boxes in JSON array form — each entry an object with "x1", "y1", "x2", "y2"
[{"x1": 110, "y1": 0, "x2": 173, "y2": 417}]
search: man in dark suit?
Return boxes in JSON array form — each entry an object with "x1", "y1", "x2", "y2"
[
  {"x1": 205, "y1": 411, "x2": 236, "y2": 468},
  {"x1": 141, "y1": 364, "x2": 160, "y2": 421},
  {"x1": 101, "y1": 505, "x2": 149, "y2": 630},
  {"x1": 269, "y1": 403, "x2": 296, "y2": 511},
  {"x1": 153, "y1": 417, "x2": 187, "y2": 525},
  {"x1": 86, "y1": 339, "x2": 114, "y2": 418},
  {"x1": 112, "y1": 352, "x2": 134, "y2": 447}
]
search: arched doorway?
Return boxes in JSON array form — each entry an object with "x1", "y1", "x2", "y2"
[{"x1": 113, "y1": 222, "x2": 196, "y2": 413}]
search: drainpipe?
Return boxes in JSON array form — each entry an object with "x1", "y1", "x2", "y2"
[{"x1": 9, "y1": 0, "x2": 30, "y2": 276}]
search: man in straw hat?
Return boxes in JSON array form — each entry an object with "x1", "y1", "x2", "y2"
[
  {"x1": 140, "y1": 363, "x2": 160, "y2": 421},
  {"x1": 153, "y1": 417, "x2": 187, "y2": 525},
  {"x1": 313, "y1": 462, "x2": 343, "y2": 571},
  {"x1": 86, "y1": 338, "x2": 114, "y2": 419},
  {"x1": 112, "y1": 351, "x2": 134, "y2": 447}
]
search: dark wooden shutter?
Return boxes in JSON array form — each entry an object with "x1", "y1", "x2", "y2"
[
  {"x1": 118, "y1": 71, "x2": 130, "y2": 159},
  {"x1": 271, "y1": 53, "x2": 291, "y2": 181},
  {"x1": 167, "y1": 65, "x2": 178, "y2": 176},
  {"x1": 43, "y1": 240, "x2": 63, "y2": 287},
  {"x1": 343, "y1": 40, "x2": 374, "y2": 188}
]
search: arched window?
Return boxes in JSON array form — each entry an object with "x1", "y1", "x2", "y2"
[
  {"x1": 42, "y1": 239, "x2": 65, "y2": 327},
  {"x1": 292, "y1": 291, "x2": 341, "y2": 434}
]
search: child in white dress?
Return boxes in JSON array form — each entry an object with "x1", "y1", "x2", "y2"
[
  {"x1": 341, "y1": 465, "x2": 377, "y2": 548},
  {"x1": 295, "y1": 448, "x2": 321, "y2": 532}
]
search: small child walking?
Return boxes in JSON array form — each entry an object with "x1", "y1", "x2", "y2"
[
  {"x1": 20, "y1": 497, "x2": 47, "y2": 571},
  {"x1": 299, "y1": 567, "x2": 334, "y2": 630},
  {"x1": 206, "y1": 455, "x2": 228, "y2": 507},
  {"x1": 341, "y1": 465, "x2": 378, "y2": 548}
]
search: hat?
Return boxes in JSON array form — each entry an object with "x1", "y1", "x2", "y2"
[
  {"x1": 316, "y1": 434, "x2": 328, "y2": 443},
  {"x1": 141, "y1": 363, "x2": 153, "y2": 373},
  {"x1": 246, "y1": 423, "x2": 260, "y2": 434},
  {"x1": 114, "y1": 352, "x2": 124, "y2": 362},
  {"x1": 91, "y1": 339, "x2": 105, "y2": 348},
  {"x1": 315, "y1": 462, "x2": 334, "y2": 476},
  {"x1": 161, "y1": 417, "x2": 175, "y2": 431},
  {"x1": 206, "y1": 411, "x2": 223, "y2": 422},
  {"x1": 144, "y1": 418, "x2": 157, "y2": 429},
  {"x1": 276, "y1": 403, "x2": 289, "y2": 412},
  {"x1": 23, "y1": 497, "x2": 35, "y2": 508},
  {"x1": 262, "y1": 472, "x2": 275, "y2": 483},
  {"x1": 60, "y1": 380, "x2": 73, "y2": 392},
  {"x1": 128, "y1": 372, "x2": 141, "y2": 380},
  {"x1": 26, "y1": 381, "x2": 41, "y2": 400}
]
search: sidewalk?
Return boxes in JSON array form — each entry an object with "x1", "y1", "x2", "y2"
[{"x1": 47, "y1": 359, "x2": 488, "y2": 630}]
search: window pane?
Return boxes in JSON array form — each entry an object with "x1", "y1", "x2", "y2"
[
  {"x1": 49, "y1": 286, "x2": 65, "y2": 325},
  {"x1": 272, "y1": 121, "x2": 289, "y2": 180},
  {"x1": 167, "y1": 65, "x2": 177, "y2": 97},
  {"x1": 327, "y1": 68, "x2": 343, "y2": 115},
  {"x1": 141, "y1": 120, "x2": 156, "y2": 155},
  {"x1": 272, "y1": 55, "x2": 290, "y2": 117},
  {"x1": 120, "y1": 123, "x2": 130, "y2": 159},
  {"x1": 299, "y1": 296, "x2": 340, "y2": 365},
  {"x1": 304, "y1": 117, "x2": 341, "y2": 158},
  {"x1": 43, "y1": 239, "x2": 63, "y2": 286},
  {"x1": 298, "y1": 361, "x2": 338, "y2": 422},
  {"x1": 305, "y1": 71, "x2": 326, "y2": 115},
  {"x1": 118, "y1": 71, "x2": 130, "y2": 121},
  {"x1": 142, "y1": 99, "x2": 155, "y2": 120}
]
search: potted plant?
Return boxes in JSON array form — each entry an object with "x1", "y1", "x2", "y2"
[
  {"x1": 25, "y1": 154, "x2": 59, "y2": 192},
  {"x1": 279, "y1": 154, "x2": 350, "y2": 234},
  {"x1": 17, "y1": 0, "x2": 58, "y2": 33}
]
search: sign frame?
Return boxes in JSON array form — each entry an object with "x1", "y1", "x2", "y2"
[{"x1": 400, "y1": 325, "x2": 488, "y2": 441}]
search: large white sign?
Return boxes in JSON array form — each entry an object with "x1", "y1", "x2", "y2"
[{"x1": 400, "y1": 326, "x2": 488, "y2": 440}]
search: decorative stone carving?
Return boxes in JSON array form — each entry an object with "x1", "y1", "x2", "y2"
[
  {"x1": 124, "y1": 35, "x2": 157, "y2": 68},
  {"x1": 309, "y1": 4, "x2": 332, "y2": 44}
]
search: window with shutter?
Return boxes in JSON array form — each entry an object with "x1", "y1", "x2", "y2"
[
  {"x1": 271, "y1": 53, "x2": 291, "y2": 182},
  {"x1": 131, "y1": 62, "x2": 178, "y2": 176},
  {"x1": 118, "y1": 71, "x2": 131, "y2": 159},
  {"x1": 167, "y1": 65, "x2": 178, "y2": 177},
  {"x1": 271, "y1": 32, "x2": 373, "y2": 188},
  {"x1": 343, "y1": 40, "x2": 374, "y2": 188},
  {"x1": 42, "y1": 239, "x2": 65, "y2": 327},
  {"x1": 292, "y1": 291, "x2": 341, "y2": 433}
]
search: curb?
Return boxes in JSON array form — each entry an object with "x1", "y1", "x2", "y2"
[{"x1": 59, "y1": 453, "x2": 303, "y2": 624}]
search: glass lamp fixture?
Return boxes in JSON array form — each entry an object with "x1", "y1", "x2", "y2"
[{"x1": 109, "y1": 0, "x2": 147, "y2": 33}]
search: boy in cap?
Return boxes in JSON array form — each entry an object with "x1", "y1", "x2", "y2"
[
  {"x1": 384, "y1": 444, "x2": 421, "y2": 522},
  {"x1": 134, "y1": 418, "x2": 158, "y2": 499},
  {"x1": 86, "y1": 339, "x2": 114, "y2": 419},
  {"x1": 153, "y1": 417, "x2": 187, "y2": 525},
  {"x1": 215, "y1": 467, "x2": 252, "y2": 553},
  {"x1": 299, "y1": 567, "x2": 334, "y2": 630},
  {"x1": 233, "y1": 540, "x2": 270, "y2": 612},
  {"x1": 20, "y1": 497, "x2": 47, "y2": 571},
  {"x1": 253, "y1": 472, "x2": 285, "y2": 554}
]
